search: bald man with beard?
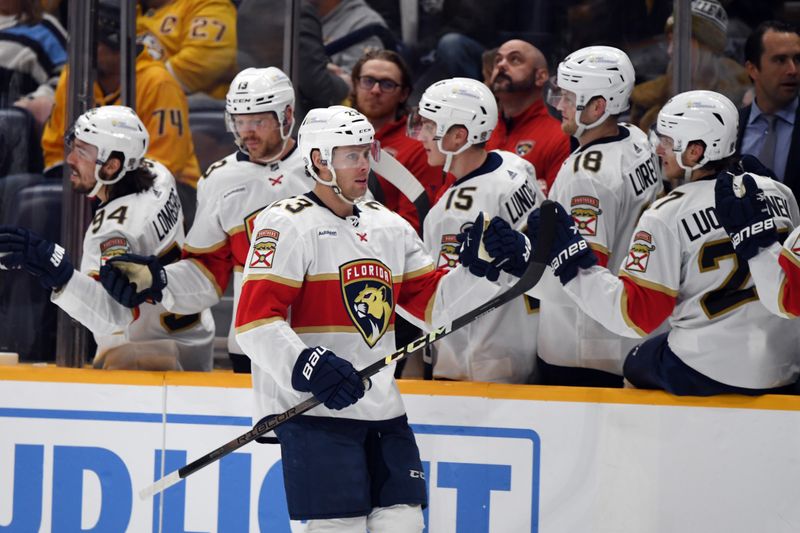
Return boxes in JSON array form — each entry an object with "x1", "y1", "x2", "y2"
[{"x1": 487, "y1": 39, "x2": 571, "y2": 195}]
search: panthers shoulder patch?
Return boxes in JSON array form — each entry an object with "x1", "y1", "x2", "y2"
[{"x1": 249, "y1": 228, "x2": 279, "y2": 269}]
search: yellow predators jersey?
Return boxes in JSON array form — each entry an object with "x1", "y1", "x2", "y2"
[
  {"x1": 41, "y1": 53, "x2": 201, "y2": 187},
  {"x1": 137, "y1": 0, "x2": 237, "y2": 99}
]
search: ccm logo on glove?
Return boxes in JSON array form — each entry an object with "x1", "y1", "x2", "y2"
[{"x1": 50, "y1": 244, "x2": 66, "y2": 267}]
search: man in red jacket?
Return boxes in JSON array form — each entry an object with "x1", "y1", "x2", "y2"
[
  {"x1": 487, "y1": 39, "x2": 571, "y2": 196},
  {"x1": 350, "y1": 50, "x2": 443, "y2": 234}
]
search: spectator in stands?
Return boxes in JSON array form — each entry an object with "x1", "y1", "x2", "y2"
[
  {"x1": 350, "y1": 49, "x2": 442, "y2": 233},
  {"x1": 0, "y1": 0, "x2": 67, "y2": 126},
  {"x1": 630, "y1": 0, "x2": 750, "y2": 133},
  {"x1": 295, "y1": 0, "x2": 351, "y2": 124},
  {"x1": 315, "y1": 0, "x2": 388, "y2": 73},
  {"x1": 41, "y1": 3, "x2": 201, "y2": 218},
  {"x1": 738, "y1": 20, "x2": 800, "y2": 199},
  {"x1": 137, "y1": 0, "x2": 237, "y2": 99},
  {"x1": 486, "y1": 39, "x2": 571, "y2": 196}
]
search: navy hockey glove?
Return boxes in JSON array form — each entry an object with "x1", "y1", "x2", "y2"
[
  {"x1": 291, "y1": 346, "x2": 365, "y2": 410},
  {"x1": 0, "y1": 225, "x2": 74, "y2": 290},
  {"x1": 456, "y1": 212, "x2": 502, "y2": 281},
  {"x1": 737, "y1": 154, "x2": 778, "y2": 180},
  {"x1": 100, "y1": 254, "x2": 167, "y2": 307},
  {"x1": 714, "y1": 173, "x2": 778, "y2": 261},
  {"x1": 482, "y1": 216, "x2": 531, "y2": 278},
  {"x1": 527, "y1": 202, "x2": 596, "y2": 284}
]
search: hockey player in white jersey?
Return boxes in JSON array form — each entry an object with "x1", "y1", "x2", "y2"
[
  {"x1": 0, "y1": 106, "x2": 214, "y2": 370},
  {"x1": 234, "y1": 105, "x2": 514, "y2": 531},
  {"x1": 407, "y1": 77, "x2": 544, "y2": 382},
  {"x1": 481, "y1": 90, "x2": 800, "y2": 395},
  {"x1": 99, "y1": 67, "x2": 311, "y2": 372},
  {"x1": 715, "y1": 160, "x2": 800, "y2": 319},
  {"x1": 536, "y1": 45, "x2": 662, "y2": 386}
]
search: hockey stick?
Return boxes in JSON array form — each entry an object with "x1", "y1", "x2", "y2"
[
  {"x1": 370, "y1": 148, "x2": 431, "y2": 228},
  {"x1": 139, "y1": 200, "x2": 556, "y2": 500}
]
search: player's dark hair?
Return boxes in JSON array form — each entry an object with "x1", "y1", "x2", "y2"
[
  {"x1": 105, "y1": 153, "x2": 157, "y2": 202},
  {"x1": 17, "y1": 0, "x2": 43, "y2": 24},
  {"x1": 350, "y1": 49, "x2": 413, "y2": 120},
  {"x1": 744, "y1": 21, "x2": 799, "y2": 70}
]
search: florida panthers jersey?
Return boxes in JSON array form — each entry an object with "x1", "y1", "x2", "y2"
[
  {"x1": 748, "y1": 223, "x2": 800, "y2": 319},
  {"x1": 536, "y1": 124, "x2": 663, "y2": 373},
  {"x1": 235, "y1": 191, "x2": 508, "y2": 422},
  {"x1": 51, "y1": 161, "x2": 215, "y2": 370},
  {"x1": 159, "y1": 146, "x2": 311, "y2": 355},
  {"x1": 563, "y1": 173, "x2": 800, "y2": 389},
  {"x1": 422, "y1": 150, "x2": 544, "y2": 382}
]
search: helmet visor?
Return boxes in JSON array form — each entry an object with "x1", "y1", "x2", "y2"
[
  {"x1": 407, "y1": 109, "x2": 438, "y2": 142},
  {"x1": 545, "y1": 79, "x2": 576, "y2": 110},
  {"x1": 331, "y1": 141, "x2": 380, "y2": 170}
]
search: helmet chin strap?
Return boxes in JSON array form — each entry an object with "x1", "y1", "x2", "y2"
[
  {"x1": 436, "y1": 137, "x2": 471, "y2": 174},
  {"x1": 87, "y1": 161, "x2": 127, "y2": 199},
  {"x1": 312, "y1": 165, "x2": 365, "y2": 206},
  {"x1": 674, "y1": 148, "x2": 705, "y2": 182},
  {"x1": 573, "y1": 106, "x2": 609, "y2": 139}
]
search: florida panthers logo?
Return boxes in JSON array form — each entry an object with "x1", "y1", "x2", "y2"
[
  {"x1": 625, "y1": 231, "x2": 655, "y2": 273},
  {"x1": 249, "y1": 228, "x2": 279, "y2": 269},
  {"x1": 438, "y1": 234, "x2": 460, "y2": 268},
  {"x1": 570, "y1": 195, "x2": 602, "y2": 237},
  {"x1": 340, "y1": 259, "x2": 395, "y2": 347}
]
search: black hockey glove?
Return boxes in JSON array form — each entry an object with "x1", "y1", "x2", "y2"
[
  {"x1": 456, "y1": 212, "x2": 502, "y2": 281},
  {"x1": 527, "y1": 202, "x2": 596, "y2": 284},
  {"x1": 100, "y1": 253, "x2": 167, "y2": 307},
  {"x1": 0, "y1": 225, "x2": 74, "y2": 290},
  {"x1": 714, "y1": 173, "x2": 778, "y2": 261},
  {"x1": 291, "y1": 346, "x2": 365, "y2": 410},
  {"x1": 481, "y1": 216, "x2": 531, "y2": 278}
]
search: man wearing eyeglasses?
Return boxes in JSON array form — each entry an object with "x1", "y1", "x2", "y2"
[
  {"x1": 350, "y1": 50, "x2": 443, "y2": 235},
  {"x1": 98, "y1": 67, "x2": 311, "y2": 373},
  {"x1": 486, "y1": 39, "x2": 571, "y2": 196}
]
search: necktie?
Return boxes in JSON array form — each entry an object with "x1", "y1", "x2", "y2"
[{"x1": 758, "y1": 114, "x2": 777, "y2": 175}]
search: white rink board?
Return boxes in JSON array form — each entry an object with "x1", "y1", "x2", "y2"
[{"x1": 1, "y1": 369, "x2": 799, "y2": 532}]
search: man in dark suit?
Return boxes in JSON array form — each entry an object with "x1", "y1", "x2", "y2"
[{"x1": 737, "y1": 21, "x2": 800, "y2": 200}]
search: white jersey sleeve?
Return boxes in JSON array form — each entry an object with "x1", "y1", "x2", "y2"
[
  {"x1": 744, "y1": 188, "x2": 800, "y2": 319},
  {"x1": 562, "y1": 175, "x2": 800, "y2": 389},
  {"x1": 51, "y1": 162, "x2": 215, "y2": 370}
]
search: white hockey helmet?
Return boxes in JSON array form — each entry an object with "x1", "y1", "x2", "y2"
[
  {"x1": 298, "y1": 105, "x2": 375, "y2": 203},
  {"x1": 556, "y1": 45, "x2": 635, "y2": 137},
  {"x1": 69, "y1": 105, "x2": 149, "y2": 198},
  {"x1": 657, "y1": 90, "x2": 738, "y2": 175},
  {"x1": 225, "y1": 67, "x2": 296, "y2": 159},
  {"x1": 415, "y1": 78, "x2": 497, "y2": 171}
]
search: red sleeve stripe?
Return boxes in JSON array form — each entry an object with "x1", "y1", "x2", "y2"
[
  {"x1": 397, "y1": 266, "x2": 448, "y2": 323},
  {"x1": 588, "y1": 243, "x2": 609, "y2": 268},
  {"x1": 183, "y1": 239, "x2": 228, "y2": 255},
  {"x1": 243, "y1": 273, "x2": 303, "y2": 288},
  {"x1": 186, "y1": 258, "x2": 224, "y2": 296},
  {"x1": 778, "y1": 250, "x2": 800, "y2": 317},
  {"x1": 619, "y1": 272, "x2": 677, "y2": 336},
  {"x1": 183, "y1": 239, "x2": 234, "y2": 294},
  {"x1": 403, "y1": 263, "x2": 435, "y2": 281},
  {"x1": 236, "y1": 278, "x2": 299, "y2": 330},
  {"x1": 227, "y1": 225, "x2": 246, "y2": 237}
]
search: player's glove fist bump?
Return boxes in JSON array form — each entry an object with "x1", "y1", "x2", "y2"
[
  {"x1": 714, "y1": 173, "x2": 777, "y2": 261},
  {"x1": 292, "y1": 346, "x2": 365, "y2": 410},
  {"x1": 101, "y1": 253, "x2": 167, "y2": 307},
  {"x1": 456, "y1": 212, "x2": 502, "y2": 281},
  {"x1": 0, "y1": 225, "x2": 73, "y2": 290},
  {"x1": 482, "y1": 216, "x2": 530, "y2": 278},
  {"x1": 527, "y1": 202, "x2": 596, "y2": 284}
]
